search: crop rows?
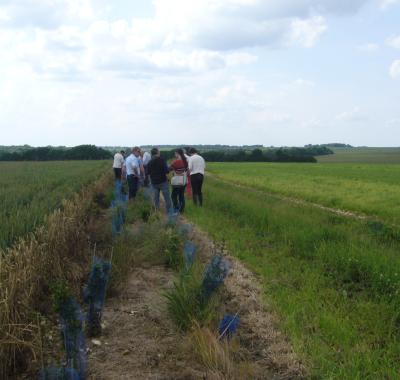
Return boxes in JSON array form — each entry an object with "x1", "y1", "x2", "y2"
[{"x1": 0, "y1": 160, "x2": 109, "y2": 250}]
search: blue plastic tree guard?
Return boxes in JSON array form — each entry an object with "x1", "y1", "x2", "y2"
[
  {"x1": 114, "y1": 180, "x2": 122, "y2": 199},
  {"x1": 201, "y1": 255, "x2": 230, "y2": 300},
  {"x1": 114, "y1": 180, "x2": 128, "y2": 203},
  {"x1": 58, "y1": 298, "x2": 87, "y2": 379},
  {"x1": 218, "y1": 314, "x2": 240, "y2": 339},
  {"x1": 167, "y1": 211, "x2": 178, "y2": 226},
  {"x1": 183, "y1": 241, "x2": 197, "y2": 268},
  {"x1": 177, "y1": 223, "x2": 193, "y2": 237},
  {"x1": 111, "y1": 200, "x2": 127, "y2": 235},
  {"x1": 111, "y1": 180, "x2": 128, "y2": 235},
  {"x1": 83, "y1": 256, "x2": 111, "y2": 337}
]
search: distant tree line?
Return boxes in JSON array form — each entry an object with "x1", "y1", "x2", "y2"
[
  {"x1": 139, "y1": 144, "x2": 264, "y2": 152},
  {"x1": 0, "y1": 145, "x2": 112, "y2": 161},
  {"x1": 0, "y1": 144, "x2": 334, "y2": 162},
  {"x1": 305, "y1": 143, "x2": 353, "y2": 148},
  {"x1": 301, "y1": 145, "x2": 334, "y2": 156},
  {"x1": 161, "y1": 146, "x2": 333, "y2": 163}
]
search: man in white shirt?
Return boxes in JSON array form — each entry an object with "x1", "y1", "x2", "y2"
[
  {"x1": 113, "y1": 150, "x2": 125, "y2": 180},
  {"x1": 125, "y1": 147, "x2": 141, "y2": 199},
  {"x1": 188, "y1": 148, "x2": 206, "y2": 206}
]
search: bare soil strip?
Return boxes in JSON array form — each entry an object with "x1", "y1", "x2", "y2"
[
  {"x1": 88, "y1": 219, "x2": 304, "y2": 379},
  {"x1": 88, "y1": 266, "x2": 205, "y2": 379}
]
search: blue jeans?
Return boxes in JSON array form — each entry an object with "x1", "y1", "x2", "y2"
[{"x1": 152, "y1": 181, "x2": 173, "y2": 213}]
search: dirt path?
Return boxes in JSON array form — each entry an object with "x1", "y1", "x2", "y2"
[
  {"x1": 88, "y1": 266, "x2": 205, "y2": 379},
  {"x1": 88, "y1": 219, "x2": 304, "y2": 379}
]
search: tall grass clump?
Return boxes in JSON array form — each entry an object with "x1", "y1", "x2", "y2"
[
  {"x1": 165, "y1": 266, "x2": 216, "y2": 331},
  {"x1": 125, "y1": 191, "x2": 154, "y2": 224},
  {"x1": 110, "y1": 205, "x2": 183, "y2": 290},
  {"x1": 190, "y1": 323, "x2": 253, "y2": 380},
  {"x1": 164, "y1": 228, "x2": 184, "y2": 270},
  {"x1": 0, "y1": 172, "x2": 112, "y2": 379}
]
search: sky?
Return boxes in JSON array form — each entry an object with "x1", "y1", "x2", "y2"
[{"x1": 0, "y1": 0, "x2": 399, "y2": 147}]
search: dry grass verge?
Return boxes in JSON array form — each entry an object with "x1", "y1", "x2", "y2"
[
  {"x1": 189, "y1": 322, "x2": 255, "y2": 380},
  {"x1": 0, "y1": 172, "x2": 112, "y2": 379}
]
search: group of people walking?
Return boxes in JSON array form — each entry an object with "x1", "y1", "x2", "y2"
[{"x1": 112, "y1": 147, "x2": 205, "y2": 214}]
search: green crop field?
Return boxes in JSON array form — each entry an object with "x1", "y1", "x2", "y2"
[
  {"x1": 318, "y1": 147, "x2": 400, "y2": 164},
  {"x1": 206, "y1": 162, "x2": 400, "y2": 225},
  {"x1": 186, "y1": 171, "x2": 400, "y2": 379},
  {"x1": 0, "y1": 160, "x2": 109, "y2": 250}
]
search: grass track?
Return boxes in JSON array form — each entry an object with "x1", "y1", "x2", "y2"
[
  {"x1": 0, "y1": 160, "x2": 109, "y2": 250},
  {"x1": 186, "y1": 176, "x2": 400, "y2": 379},
  {"x1": 207, "y1": 162, "x2": 400, "y2": 225}
]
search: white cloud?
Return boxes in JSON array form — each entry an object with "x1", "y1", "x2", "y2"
[
  {"x1": 389, "y1": 60, "x2": 400, "y2": 78},
  {"x1": 95, "y1": 49, "x2": 257, "y2": 76},
  {"x1": 0, "y1": 0, "x2": 94, "y2": 29},
  {"x1": 203, "y1": 76, "x2": 257, "y2": 108},
  {"x1": 357, "y1": 43, "x2": 379, "y2": 52},
  {"x1": 0, "y1": 0, "x2": 373, "y2": 81},
  {"x1": 1, "y1": 0, "x2": 395, "y2": 147},
  {"x1": 130, "y1": 0, "x2": 341, "y2": 51},
  {"x1": 290, "y1": 16, "x2": 327, "y2": 48},
  {"x1": 379, "y1": 0, "x2": 400, "y2": 9},
  {"x1": 386, "y1": 35, "x2": 400, "y2": 49},
  {"x1": 336, "y1": 107, "x2": 366, "y2": 122},
  {"x1": 293, "y1": 78, "x2": 315, "y2": 87},
  {"x1": 301, "y1": 117, "x2": 322, "y2": 128}
]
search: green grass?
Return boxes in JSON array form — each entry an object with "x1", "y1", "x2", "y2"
[
  {"x1": 186, "y1": 176, "x2": 400, "y2": 379},
  {"x1": 318, "y1": 147, "x2": 400, "y2": 164},
  {"x1": 165, "y1": 266, "x2": 217, "y2": 331},
  {"x1": 207, "y1": 162, "x2": 400, "y2": 224},
  {"x1": 0, "y1": 160, "x2": 109, "y2": 250}
]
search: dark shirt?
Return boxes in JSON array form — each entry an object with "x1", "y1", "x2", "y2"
[{"x1": 148, "y1": 156, "x2": 169, "y2": 185}]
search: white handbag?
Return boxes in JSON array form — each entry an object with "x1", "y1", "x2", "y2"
[{"x1": 171, "y1": 172, "x2": 187, "y2": 187}]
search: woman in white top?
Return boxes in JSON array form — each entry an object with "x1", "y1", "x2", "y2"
[{"x1": 188, "y1": 148, "x2": 206, "y2": 207}]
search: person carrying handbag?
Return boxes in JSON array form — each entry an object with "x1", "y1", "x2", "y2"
[{"x1": 169, "y1": 148, "x2": 188, "y2": 213}]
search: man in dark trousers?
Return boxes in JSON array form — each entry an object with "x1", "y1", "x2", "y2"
[
  {"x1": 147, "y1": 148, "x2": 173, "y2": 213},
  {"x1": 188, "y1": 148, "x2": 206, "y2": 206},
  {"x1": 125, "y1": 147, "x2": 141, "y2": 199}
]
